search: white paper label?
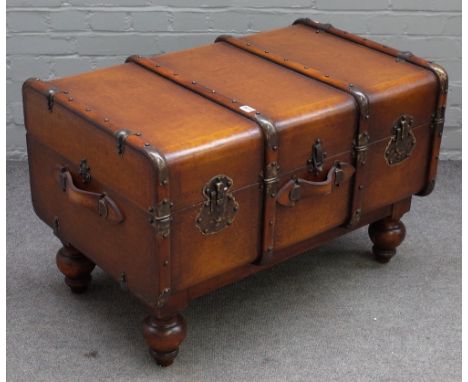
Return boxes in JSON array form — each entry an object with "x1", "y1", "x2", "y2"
[{"x1": 239, "y1": 105, "x2": 256, "y2": 113}]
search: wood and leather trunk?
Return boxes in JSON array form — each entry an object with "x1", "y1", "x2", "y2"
[{"x1": 22, "y1": 19, "x2": 447, "y2": 347}]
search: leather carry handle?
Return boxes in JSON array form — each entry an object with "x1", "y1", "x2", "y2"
[
  {"x1": 277, "y1": 162, "x2": 355, "y2": 207},
  {"x1": 58, "y1": 168, "x2": 124, "y2": 224}
]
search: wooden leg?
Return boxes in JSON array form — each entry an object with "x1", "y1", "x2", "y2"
[
  {"x1": 368, "y1": 217, "x2": 406, "y2": 263},
  {"x1": 56, "y1": 244, "x2": 95, "y2": 293},
  {"x1": 142, "y1": 313, "x2": 187, "y2": 367}
]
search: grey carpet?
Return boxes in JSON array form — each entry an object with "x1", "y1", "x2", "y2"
[{"x1": 7, "y1": 160, "x2": 461, "y2": 382}]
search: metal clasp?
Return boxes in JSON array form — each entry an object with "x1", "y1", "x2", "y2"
[
  {"x1": 334, "y1": 163, "x2": 344, "y2": 186},
  {"x1": 308, "y1": 138, "x2": 326, "y2": 174},
  {"x1": 196, "y1": 175, "x2": 239, "y2": 235},
  {"x1": 79, "y1": 159, "x2": 91, "y2": 184},
  {"x1": 98, "y1": 196, "x2": 108, "y2": 218}
]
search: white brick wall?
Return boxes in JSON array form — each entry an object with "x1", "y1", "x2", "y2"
[{"x1": 6, "y1": 0, "x2": 461, "y2": 160}]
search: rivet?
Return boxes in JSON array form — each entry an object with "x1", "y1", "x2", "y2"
[
  {"x1": 349, "y1": 83, "x2": 354, "y2": 88},
  {"x1": 272, "y1": 145, "x2": 278, "y2": 151},
  {"x1": 148, "y1": 206, "x2": 154, "y2": 213},
  {"x1": 85, "y1": 107, "x2": 91, "y2": 112},
  {"x1": 226, "y1": 220, "x2": 232, "y2": 226},
  {"x1": 359, "y1": 185, "x2": 364, "y2": 190},
  {"x1": 232, "y1": 99, "x2": 237, "y2": 103},
  {"x1": 203, "y1": 228, "x2": 209, "y2": 234},
  {"x1": 68, "y1": 96, "x2": 73, "y2": 101},
  {"x1": 163, "y1": 260, "x2": 169, "y2": 266},
  {"x1": 264, "y1": 50, "x2": 269, "y2": 53},
  {"x1": 324, "y1": 74, "x2": 330, "y2": 78},
  {"x1": 269, "y1": 220, "x2": 274, "y2": 226},
  {"x1": 304, "y1": 66, "x2": 309, "y2": 69},
  {"x1": 211, "y1": 89, "x2": 216, "y2": 93},
  {"x1": 192, "y1": 80, "x2": 197, "y2": 84},
  {"x1": 162, "y1": 179, "x2": 168, "y2": 185},
  {"x1": 135, "y1": 132, "x2": 142, "y2": 136},
  {"x1": 144, "y1": 142, "x2": 150, "y2": 146},
  {"x1": 104, "y1": 118, "x2": 109, "y2": 122},
  {"x1": 197, "y1": 217, "x2": 202, "y2": 223},
  {"x1": 155, "y1": 64, "x2": 160, "y2": 67},
  {"x1": 63, "y1": 90, "x2": 69, "y2": 95},
  {"x1": 162, "y1": 199, "x2": 169, "y2": 204},
  {"x1": 163, "y1": 233, "x2": 169, "y2": 239},
  {"x1": 247, "y1": 42, "x2": 251, "y2": 46},
  {"x1": 316, "y1": 29, "x2": 320, "y2": 33},
  {"x1": 233, "y1": 205, "x2": 239, "y2": 211},
  {"x1": 271, "y1": 192, "x2": 276, "y2": 197}
]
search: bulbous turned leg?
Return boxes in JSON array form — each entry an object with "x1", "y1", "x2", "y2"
[
  {"x1": 368, "y1": 217, "x2": 406, "y2": 263},
  {"x1": 142, "y1": 314, "x2": 187, "y2": 367},
  {"x1": 56, "y1": 244, "x2": 95, "y2": 293}
]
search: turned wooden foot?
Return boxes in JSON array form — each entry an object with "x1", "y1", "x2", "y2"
[
  {"x1": 142, "y1": 313, "x2": 187, "y2": 367},
  {"x1": 56, "y1": 244, "x2": 95, "y2": 293},
  {"x1": 368, "y1": 217, "x2": 406, "y2": 263}
]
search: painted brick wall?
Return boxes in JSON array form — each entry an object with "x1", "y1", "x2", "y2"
[{"x1": 6, "y1": 0, "x2": 461, "y2": 160}]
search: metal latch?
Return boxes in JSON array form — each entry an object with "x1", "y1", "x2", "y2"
[
  {"x1": 196, "y1": 175, "x2": 239, "y2": 235},
  {"x1": 308, "y1": 138, "x2": 326, "y2": 174},
  {"x1": 334, "y1": 163, "x2": 344, "y2": 186},
  {"x1": 385, "y1": 114, "x2": 416, "y2": 165}
]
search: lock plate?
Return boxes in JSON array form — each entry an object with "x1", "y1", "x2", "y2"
[
  {"x1": 196, "y1": 175, "x2": 239, "y2": 235},
  {"x1": 385, "y1": 114, "x2": 416, "y2": 165}
]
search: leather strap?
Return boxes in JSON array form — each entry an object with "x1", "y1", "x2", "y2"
[
  {"x1": 58, "y1": 168, "x2": 124, "y2": 224},
  {"x1": 277, "y1": 162, "x2": 355, "y2": 207}
]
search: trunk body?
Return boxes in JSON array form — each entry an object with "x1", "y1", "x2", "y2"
[{"x1": 23, "y1": 20, "x2": 447, "y2": 311}]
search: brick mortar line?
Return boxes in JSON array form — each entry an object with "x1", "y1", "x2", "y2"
[
  {"x1": 6, "y1": 7, "x2": 462, "y2": 15},
  {"x1": 7, "y1": 31, "x2": 462, "y2": 38}
]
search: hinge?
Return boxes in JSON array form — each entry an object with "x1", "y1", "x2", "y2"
[
  {"x1": 432, "y1": 107, "x2": 446, "y2": 137},
  {"x1": 264, "y1": 161, "x2": 280, "y2": 197},
  {"x1": 433, "y1": 117, "x2": 445, "y2": 137},
  {"x1": 354, "y1": 132, "x2": 370, "y2": 166},
  {"x1": 148, "y1": 199, "x2": 173, "y2": 238}
]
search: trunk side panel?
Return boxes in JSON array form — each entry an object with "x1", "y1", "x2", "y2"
[{"x1": 27, "y1": 136, "x2": 159, "y2": 305}]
